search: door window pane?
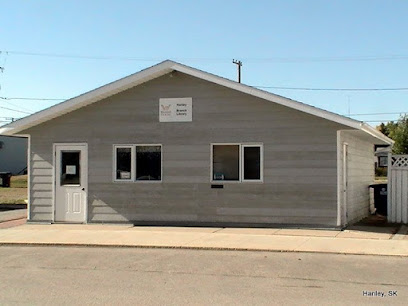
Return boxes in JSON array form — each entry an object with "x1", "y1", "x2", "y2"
[
  {"x1": 136, "y1": 146, "x2": 161, "y2": 181},
  {"x1": 243, "y1": 146, "x2": 261, "y2": 180},
  {"x1": 213, "y1": 145, "x2": 239, "y2": 181},
  {"x1": 116, "y1": 147, "x2": 132, "y2": 180},
  {"x1": 61, "y1": 151, "x2": 80, "y2": 185}
]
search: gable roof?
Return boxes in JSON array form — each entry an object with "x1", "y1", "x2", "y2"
[{"x1": 0, "y1": 60, "x2": 392, "y2": 144}]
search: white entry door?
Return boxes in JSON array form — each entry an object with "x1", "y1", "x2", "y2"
[{"x1": 54, "y1": 144, "x2": 87, "y2": 223}]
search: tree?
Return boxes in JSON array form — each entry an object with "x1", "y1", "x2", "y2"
[
  {"x1": 377, "y1": 115, "x2": 408, "y2": 154},
  {"x1": 377, "y1": 121, "x2": 397, "y2": 138}
]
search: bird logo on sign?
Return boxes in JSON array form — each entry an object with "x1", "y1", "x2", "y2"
[{"x1": 161, "y1": 104, "x2": 171, "y2": 111}]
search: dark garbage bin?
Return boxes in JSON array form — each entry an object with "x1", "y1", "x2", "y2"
[
  {"x1": 0, "y1": 172, "x2": 12, "y2": 188},
  {"x1": 369, "y1": 183, "x2": 388, "y2": 216}
]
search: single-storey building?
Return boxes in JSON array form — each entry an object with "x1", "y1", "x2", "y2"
[{"x1": 0, "y1": 60, "x2": 393, "y2": 227}]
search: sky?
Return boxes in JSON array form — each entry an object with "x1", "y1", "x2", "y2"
[{"x1": 1, "y1": 0, "x2": 408, "y2": 127}]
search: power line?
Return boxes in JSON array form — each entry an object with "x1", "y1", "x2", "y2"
[
  {"x1": 0, "y1": 99, "x2": 34, "y2": 113},
  {"x1": 5, "y1": 51, "x2": 169, "y2": 62},
  {"x1": 1, "y1": 84, "x2": 408, "y2": 104},
  {"x1": 0, "y1": 116, "x2": 20, "y2": 120},
  {"x1": 364, "y1": 120, "x2": 401, "y2": 123},
  {"x1": 0, "y1": 106, "x2": 32, "y2": 114},
  {"x1": 0, "y1": 99, "x2": 403, "y2": 120},
  {"x1": 246, "y1": 55, "x2": 408, "y2": 63},
  {"x1": 345, "y1": 112, "x2": 407, "y2": 116},
  {"x1": 5, "y1": 50, "x2": 408, "y2": 63},
  {"x1": 0, "y1": 97, "x2": 65, "y2": 101},
  {"x1": 0, "y1": 106, "x2": 400, "y2": 124},
  {"x1": 254, "y1": 86, "x2": 408, "y2": 91}
]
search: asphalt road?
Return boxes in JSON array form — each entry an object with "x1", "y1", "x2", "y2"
[{"x1": 0, "y1": 247, "x2": 406, "y2": 305}]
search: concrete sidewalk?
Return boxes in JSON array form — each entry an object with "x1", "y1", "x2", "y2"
[
  {"x1": 0, "y1": 209, "x2": 27, "y2": 223},
  {"x1": 0, "y1": 223, "x2": 408, "y2": 257}
]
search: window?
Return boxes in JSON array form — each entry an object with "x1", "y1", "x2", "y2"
[
  {"x1": 61, "y1": 151, "x2": 81, "y2": 185},
  {"x1": 243, "y1": 145, "x2": 261, "y2": 181},
  {"x1": 212, "y1": 145, "x2": 240, "y2": 181},
  {"x1": 211, "y1": 144, "x2": 263, "y2": 183},
  {"x1": 379, "y1": 156, "x2": 388, "y2": 167},
  {"x1": 115, "y1": 147, "x2": 132, "y2": 181},
  {"x1": 136, "y1": 145, "x2": 161, "y2": 181},
  {"x1": 114, "y1": 145, "x2": 162, "y2": 182}
]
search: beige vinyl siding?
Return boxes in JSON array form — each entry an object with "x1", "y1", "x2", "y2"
[
  {"x1": 339, "y1": 131, "x2": 375, "y2": 225},
  {"x1": 28, "y1": 143, "x2": 53, "y2": 221},
  {"x1": 23, "y1": 72, "x2": 347, "y2": 226}
]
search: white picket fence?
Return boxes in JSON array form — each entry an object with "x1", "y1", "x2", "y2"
[{"x1": 387, "y1": 154, "x2": 408, "y2": 223}]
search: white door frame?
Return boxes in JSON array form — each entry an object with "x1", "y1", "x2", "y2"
[{"x1": 53, "y1": 143, "x2": 88, "y2": 223}]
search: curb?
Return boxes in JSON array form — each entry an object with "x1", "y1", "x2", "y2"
[
  {"x1": 1, "y1": 242, "x2": 407, "y2": 258},
  {"x1": 392, "y1": 225, "x2": 408, "y2": 240}
]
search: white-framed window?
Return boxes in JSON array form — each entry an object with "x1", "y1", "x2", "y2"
[
  {"x1": 242, "y1": 144, "x2": 263, "y2": 182},
  {"x1": 379, "y1": 156, "x2": 388, "y2": 167},
  {"x1": 113, "y1": 144, "x2": 162, "y2": 182},
  {"x1": 211, "y1": 143, "x2": 263, "y2": 183},
  {"x1": 114, "y1": 146, "x2": 133, "y2": 181}
]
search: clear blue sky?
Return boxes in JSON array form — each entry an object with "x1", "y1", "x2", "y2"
[{"x1": 1, "y1": 0, "x2": 407, "y2": 126}]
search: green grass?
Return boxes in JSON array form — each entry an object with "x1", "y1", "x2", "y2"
[
  {"x1": 10, "y1": 175, "x2": 28, "y2": 188},
  {"x1": 375, "y1": 177, "x2": 387, "y2": 183},
  {"x1": 0, "y1": 175, "x2": 28, "y2": 205}
]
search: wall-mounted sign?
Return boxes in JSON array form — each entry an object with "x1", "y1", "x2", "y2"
[
  {"x1": 66, "y1": 165, "x2": 76, "y2": 175},
  {"x1": 120, "y1": 171, "x2": 131, "y2": 179},
  {"x1": 159, "y1": 98, "x2": 192, "y2": 122}
]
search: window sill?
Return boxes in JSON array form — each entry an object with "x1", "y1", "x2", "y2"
[
  {"x1": 210, "y1": 180, "x2": 263, "y2": 184},
  {"x1": 113, "y1": 180, "x2": 162, "y2": 183}
]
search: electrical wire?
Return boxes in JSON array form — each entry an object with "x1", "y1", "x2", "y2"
[
  {"x1": 345, "y1": 112, "x2": 407, "y2": 116},
  {"x1": 254, "y1": 86, "x2": 408, "y2": 91},
  {"x1": 5, "y1": 50, "x2": 408, "y2": 63},
  {"x1": 5, "y1": 51, "x2": 169, "y2": 62},
  {"x1": 0, "y1": 96, "x2": 406, "y2": 119},
  {"x1": 0, "y1": 97, "x2": 65, "y2": 101},
  {"x1": 0, "y1": 99, "x2": 34, "y2": 113},
  {"x1": 0, "y1": 106, "x2": 32, "y2": 114},
  {"x1": 363, "y1": 120, "x2": 400, "y2": 123},
  {"x1": 0, "y1": 107, "x2": 400, "y2": 124}
]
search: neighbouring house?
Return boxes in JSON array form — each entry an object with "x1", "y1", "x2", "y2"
[
  {"x1": 375, "y1": 146, "x2": 391, "y2": 168},
  {"x1": 0, "y1": 135, "x2": 28, "y2": 175},
  {"x1": 0, "y1": 60, "x2": 393, "y2": 227}
]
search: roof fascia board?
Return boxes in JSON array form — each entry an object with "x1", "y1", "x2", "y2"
[
  {"x1": 360, "y1": 123, "x2": 394, "y2": 145},
  {"x1": 0, "y1": 127, "x2": 13, "y2": 135},
  {"x1": 339, "y1": 129, "x2": 393, "y2": 145}
]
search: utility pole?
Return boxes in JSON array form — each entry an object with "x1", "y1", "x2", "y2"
[{"x1": 232, "y1": 59, "x2": 242, "y2": 83}]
